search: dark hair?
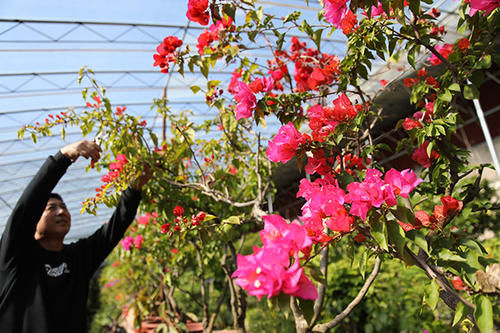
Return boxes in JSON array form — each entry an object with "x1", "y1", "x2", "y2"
[{"x1": 49, "y1": 193, "x2": 64, "y2": 202}]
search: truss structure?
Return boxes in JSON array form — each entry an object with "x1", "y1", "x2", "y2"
[{"x1": 0, "y1": 0, "x2": 467, "y2": 241}]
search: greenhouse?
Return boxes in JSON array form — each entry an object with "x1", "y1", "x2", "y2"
[{"x1": 0, "y1": 0, "x2": 498, "y2": 332}]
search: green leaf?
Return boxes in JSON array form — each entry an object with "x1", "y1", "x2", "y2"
[
  {"x1": 312, "y1": 28, "x2": 324, "y2": 51},
  {"x1": 409, "y1": 0, "x2": 420, "y2": 16},
  {"x1": 359, "y1": 248, "x2": 368, "y2": 279},
  {"x1": 60, "y1": 127, "x2": 66, "y2": 140},
  {"x1": 437, "y1": 249, "x2": 467, "y2": 262},
  {"x1": 388, "y1": 38, "x2": 397, "y2": 56},
  {"x1": 406, "y1": 230, "x2": 428, "y2": 254},
  {"x1": 425, "y1": 279, "x2": 440, "y2": 310},
  {"x1": 474, "y1": 296, "x2": 493, "y2": 333},
  {"x1": 407, "y1": 46, "x2": 416, "y2": 68},
  {"x1": 390, "y1": 205, "x2": 415, "y2": 224},
  {"x1": 207, "y1": 80, "x2": 221, "y2": 89},
  {"x1": 438, "y1": 89, "x2": 452, "y2": 103},
  {"x1": 203, "y1": 214, "x2": 217, "y2": 222},
  {"x1": 223, "y1": 216, "x2": 240, "y2": 225},
  {"x1": 255, "y1": 7, "x2": 264, "y2": 22},
  {"x1": 426, "y1": 141, "x2": 434, "y2": 157},
  {"x1": 222, "y1": 3, "x2": 236, "y2": 20},
  {"x1": 227, "y1": 46, "x2": 239, "y2": 58},
  {"x1": 276, "y1": 33, "x2": 286, "y2": 51},
  {"x1": 283, "y1": 11, "x2": 301, "y2": 23},
  {"x1": 463, "y1": 85, "x2": 479, "y2": 100},
  {"x1": 200, "y1": 59, "x2": 209, "y2": 78},
  {"x1": 448, "y1": 83, "x2": 461, "y2": 92},
  {"x1": 387, "y1": 220, "x2": 406, "y2": 254},
  {"x1": 17, "y1": 127, "x2": 25, "y2": 140},
  {"x1": 452, "y1": 301, "x2": 467, "y2": 327},
  {"x1": 370, "y1": 213, "x2": 388, "y2": 251},
  {"x1": 247, "y1": 30, "x2": 258, "y2": 42},
  {"x1": 475, "y1": 54, "x2": 491, "y2": 70},
  {"x1": 30, "y1": 132, "x2": 37, "y2": 143},
  {"x1": 459, "y1": 239, "x2": 486, "y2": 254}
]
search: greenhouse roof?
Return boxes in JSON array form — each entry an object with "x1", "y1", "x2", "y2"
[{"x1": 0, "y1": 0, "x2": 463, "y2": 241}]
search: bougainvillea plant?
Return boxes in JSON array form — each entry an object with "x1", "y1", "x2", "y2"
[{"x1": 20, "y1": 0, "x2": 499, "y2": 332}]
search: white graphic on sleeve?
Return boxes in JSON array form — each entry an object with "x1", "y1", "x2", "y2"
[{"x1": 44, "y1": 262, "x2": 70, "y2": 277}]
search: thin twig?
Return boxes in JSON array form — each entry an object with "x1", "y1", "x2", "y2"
[{"x1": 312, "y1": 257, "x2": 382, "y2": 332}]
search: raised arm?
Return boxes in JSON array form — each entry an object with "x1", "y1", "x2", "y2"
[
  {"x1": 79, "y1": 163, "x2": 153, "y2": 276},
  {"x1": 0, "y1": 140, "x2": 102, "y2": 268}
]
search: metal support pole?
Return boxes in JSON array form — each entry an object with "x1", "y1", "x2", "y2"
[{"x1": 472, "y1": 98, "x2": 500, "y2": 179}]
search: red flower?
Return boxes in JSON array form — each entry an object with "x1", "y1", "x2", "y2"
[
  {"x1": 228, "y1": 165, "x2": 238, "y2": 175},
  {"x1": 402, "y1": 118, "x2": 422, "y2": 131},
  {"x1": 171, "y1": 248, "x2": 179, "y2": 254},
  {"x1": 161, "y1": 223, "x2": 171, "y2": 234},
  {"x1": 417, "y1": 68, "x2": 428, "y2": 78},
  {"x1": 173, "y1": 205, "x2": 184, "y2": 217},
  {"x1": 398, "y1": 220, "x2": 417, "y2": 231},
  {"x1": 404, "y1": 77, "x2": 418, "y2": 88},
  {"x1": 340, "y1": 10, "x2": 357, "y2": 35},
  {"x1": 426, "y1": 76, "x2": 440, "y2": 89},
  {"x1": 353, "y1": 233, "x2": 367, "y2": 243},
  {"x1": 457, "y1": 38, "x2": 470, "y2": 51},
  {"x1": 415, "y1": 210, "x2": 431, "y2": 227},
  {"x1": 153, "y1": 36, "x2": 183, "y2": 73},
  {"x1": 186, "y1": 0, "x2": 210, "y2": 25},
  {"x1": 451, "y1": 276, "x2": 465, "y2": 290},
  {"x1": 429, "y1": 7, "x2": 441, "y2": 17},
  {"x1": 432, "y1": 205, "x2": 446, "y2": 223},
  {"x1": 441, "y1": 196, "x2": 463, "y2": 216},
  {"x1": 380, "y1": 79, "x2": 388, "y2": 86},
  {"x1": 412, "y1": 141, "x2": 440, "y2": 168}
]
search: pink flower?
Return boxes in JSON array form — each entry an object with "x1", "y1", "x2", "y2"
[
  {"x1": 299, "y1": 203, "x2": 325, "y2": 241},
  {"x1": 233, "y1": 81, "x2": 257, "y2": 120},
  {"x1": 305, "y1": 151, "x2": 330, "y2": 176},
  {"x1": 121, "y1": 236, "x2": 134, "y2": 251},
  {"x1": 137, "y1": 214, "x2": 151, "y2": 226},
  {"x1": 266, "y1": 122, "x2": 304, "y2": 163},
  {"x1": 281, "y1": 259, "x2": 318, "y2": 300},
  {"x1": 134, "y1": 235, "x2": 144, "y2": 249},
  {"x1": 109, "y1": 162, "x2": 123, "y2": 172},
  {"x1": 232, "y1": 247, "x2": 317, "y2": 300},
  {"x1": 260, "y1": 215, "x2": 313, "y2": 254},
  {"x1": 232, "y1": 246, "x2": 291, "y2": 299},
  {"x1": 228, "y1": 69, "x2": 242, "y2": 94},
  {"x1": 345, "y1": 169, "x2": 386, "y2": 221},
  {"x1": 323, "y1": 0, "x2": 349, "y2": 28},
  {"x1": 428, "y1": 43, "x2": 453, "y2": 66},
  {"x1": 324, "y1": 205, "x2": 354, "y2": 232},
  {"x1": 116, "y1": 154, "x2": 128, "y2": 165},
  {"x1": 469, "y1": 0, "x2": 500, "y2": 15},
  {"x1": 384, "y1": 169, "x2": 423, "y2": 198},
  {"x1": 369, "y1": 1, "x2": 386, "y2": 16}
]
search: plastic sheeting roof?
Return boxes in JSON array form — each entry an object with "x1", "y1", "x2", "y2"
[{"x1": 0, "y1": 0, "x2": 462, "y2": 241}]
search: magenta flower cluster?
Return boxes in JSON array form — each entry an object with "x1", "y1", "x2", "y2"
[{"x1": 232, "y1": 215, "x2": 318, "y2": 300}]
